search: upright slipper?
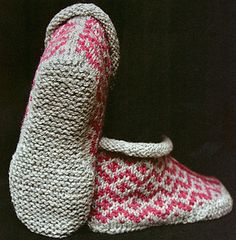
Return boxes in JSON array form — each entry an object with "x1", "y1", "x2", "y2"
[
  {"x1": 88, "y1": 136, "x2": 233, "y2": 234},
  {"x1": 9, "y1": 3, "x2": 119, "y2": 238}
]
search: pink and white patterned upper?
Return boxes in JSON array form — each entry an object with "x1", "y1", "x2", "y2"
[{"x1": 89, "y1": 149, "x2": 233, "y2": 234}]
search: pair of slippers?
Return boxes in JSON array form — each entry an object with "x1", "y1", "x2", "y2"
[{"x1": 9, "y1": 3, "x2": 233, "y2": 238}]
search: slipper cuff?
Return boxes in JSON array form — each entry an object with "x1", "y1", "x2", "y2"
[{"x1": 99, "y1": 135, "x2": 173, "y2": 158}]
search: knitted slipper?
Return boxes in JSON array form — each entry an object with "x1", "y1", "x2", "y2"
[
  {"x1": 9, "y1": 3, "x2": 119, "y2": 238},
  {"x1": 88, "y1": 136, "x2": 233, "y2": 234}
]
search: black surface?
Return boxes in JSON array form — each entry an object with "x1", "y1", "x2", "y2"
[{"x1": 0, "y1": 0, "x2": 236, "y2": 239}]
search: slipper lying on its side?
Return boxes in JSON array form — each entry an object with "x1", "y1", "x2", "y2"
[{"x1": 89, "y1": 136, "x2": 233, "y2": 234}]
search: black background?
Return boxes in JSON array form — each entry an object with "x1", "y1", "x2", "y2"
[{"x1": 0, "y1": 0, "x2": 236, "y2": 239}]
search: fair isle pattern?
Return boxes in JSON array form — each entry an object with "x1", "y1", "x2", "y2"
[
  {"x1": 40, "y1": 21, "x2": 77, "y2": 62},
  {"x1": 76, "y1": 17, "x2": 112, "y2": 155},
  {"x1": 89, "y1": 151, "x2": 233, "y2": 234},
  {"x1": 45, "y1": 3, "x2": 119, "y2": 76},
  {"x1": 76, "y1": 18, "x2": 111, "y2": 74},
  {"x1": 9, "y1": 3, "x2": 119, "y2": 238}
]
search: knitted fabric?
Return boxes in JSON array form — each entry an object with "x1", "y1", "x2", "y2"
[
  {"x1": 88, "y1": 137, "x2": 233, "y2": 234},
  {"x1": 100, "y1": 136, "x2": 173, "y2": 158},
  {"x1": 9, "y1": 3, "x2": 119, "y2": 238}
]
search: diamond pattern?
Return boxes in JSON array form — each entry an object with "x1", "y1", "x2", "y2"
[{"x1": 89, "y1": 151, "x2": 232, "y2": 233}]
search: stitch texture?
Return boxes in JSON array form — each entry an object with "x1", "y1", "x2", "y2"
[
  {"x1": 89, "y1": 137, "x2": 233, "y2": 234},
  {"x1": 9, "y1": 4, "x2": 119, "y2": 238}
]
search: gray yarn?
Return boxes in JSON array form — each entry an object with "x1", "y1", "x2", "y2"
[
  {"x1": 99, "y1": 136, "x2": 173, "y2": 158},
  {"x1": 9, "y1": 3, "x2": 119, "y2": 238}
]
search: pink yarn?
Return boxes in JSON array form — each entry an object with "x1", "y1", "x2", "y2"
[{"x1": 90, "y1": 152, "x2": 223, "y2": 225}]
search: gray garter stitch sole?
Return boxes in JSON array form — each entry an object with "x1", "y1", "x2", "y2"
[
  {"x1": 9, "y1": 3, "x2": 119, "y2": 238},
  {"x1": 9, "y1": 59, "x2": 96, "y2": 238}
]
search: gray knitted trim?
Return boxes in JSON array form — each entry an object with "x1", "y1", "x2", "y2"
[
  {"x1": 99, "y1": 136, "x2": 173, "y2": 158},
  {"x1": 45, "y1": 3, "x2": 120, "y2": 76}
]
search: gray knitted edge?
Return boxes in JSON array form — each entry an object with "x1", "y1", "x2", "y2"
[
  {"x1": 99, "y1": 136, "x2": 173, "y2": 158},
  {"x1": 45, "y1": 3, "x2": 120, "y2": 77}
]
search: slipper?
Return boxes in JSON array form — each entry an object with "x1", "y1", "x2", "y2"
[
  {"x1": 9, "y1": 3, "x2": 119, "y2": 238},
  {"x1": 88, "y1": 136, "x2": 233, "y2": 234}
]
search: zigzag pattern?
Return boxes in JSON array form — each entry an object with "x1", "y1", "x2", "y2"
[
  {"x1": 76, "y1": 17, "x2": 111, "y2": 156},
  {"x1": 89, "y1": 151, "x2": 230, "y2": 233},
  {"x1": 41, "y1": 21, "x2": 76, "y2": 63}
]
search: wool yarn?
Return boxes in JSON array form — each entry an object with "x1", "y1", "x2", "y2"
[
  {"x1": 88, "y1": 137, "x2": 233, "y2": 234},
  {"x1": 9, "y1": 3, "x2": 119, "y2": 238}
]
